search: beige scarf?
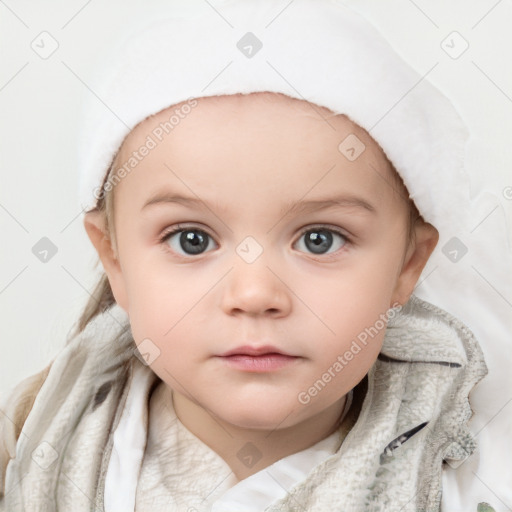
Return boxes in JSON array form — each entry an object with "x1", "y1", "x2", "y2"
[{"x1": 0, "y1": 295, "x2": 487, "y2": 511}]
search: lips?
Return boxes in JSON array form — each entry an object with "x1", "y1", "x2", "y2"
[
  {"x1": 216, "y1": 345, "x2": 300, "y2": 372},
  {"x1": 219, "y1": 345, "x2": 293, "y2": 357}
]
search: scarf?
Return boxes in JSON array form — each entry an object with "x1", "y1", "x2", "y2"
[{"x1": 0, "y1": 294, "x2": 487, "y2": 511}]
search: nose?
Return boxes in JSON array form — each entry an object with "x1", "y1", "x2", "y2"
[{"x1": 220, "y1": 258, "x2": 292, "y2": 318}]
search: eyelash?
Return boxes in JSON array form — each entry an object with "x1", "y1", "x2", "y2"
[
  {"x1": 158, "y1": 224, "x2": 212, "y2": 245},
  {"x1": 296, "y1": 225, "x2": 352, "y2": 259},
  {"x1": 158, "y1": 224, "x2": 352, "y2": 258}
]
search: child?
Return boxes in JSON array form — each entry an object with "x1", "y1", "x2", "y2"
[{"x1": 0, "y1": 1, "x2": 491, "y2": 510}]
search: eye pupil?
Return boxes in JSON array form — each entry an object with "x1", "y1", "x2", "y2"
[
  {"x1": 180, "y1": 230, "x2": 208, "y2": 254},
  {"x1": 305, "y1": 230, "x2": 333, "y2": 254}
]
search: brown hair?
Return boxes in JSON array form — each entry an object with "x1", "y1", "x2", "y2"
[
  {"x1": 0, "y1": 157, "x2": 119, "y2": 488},
  {"x1": 73, "y1": 154, "x2": 119, "y2": 336}
]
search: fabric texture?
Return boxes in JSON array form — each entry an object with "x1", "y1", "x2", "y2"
[
  {"x1": 131, "y1": 380, "x2": 351, "y2": 512},
  {"x1": 0, "y1": 294, "x2": 487, "y2": 511}
]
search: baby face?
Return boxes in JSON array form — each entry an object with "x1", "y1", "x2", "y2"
[{"x1": 100, "y1": 92, "x2": 417, "y2": 430}]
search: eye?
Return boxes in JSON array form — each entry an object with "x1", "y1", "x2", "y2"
[
  {"x1": 294, "y1": 227, "x2": 348, "y2": 255},
  {"x1": 160, "y1": 226, "x2": 217, "y2": 256}
]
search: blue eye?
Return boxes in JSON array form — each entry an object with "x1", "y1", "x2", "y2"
[
  {"x1": 295, "y1": 228, "x2": 348, "y2": 255},
  {"x1": 162, "y1": 228, "x2": 216, "y2": 256}
]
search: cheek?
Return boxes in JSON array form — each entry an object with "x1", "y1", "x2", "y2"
[
  {"x1": 126, "y1": 272, "x2": 190, "y2": 334},
  {"x1": 123, "y1": 259, "x2": 214, "y2": 360},
  {"x1": 297, "y1": 252, "x2": 400, "y2": 336},
  {"x1": 292, "y1": 247, "x2": 402, "y2": 377}
]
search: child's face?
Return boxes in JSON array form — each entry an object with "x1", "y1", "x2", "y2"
[{"x1": 88, "y1": 92, "x2": 433, "y2": 431}]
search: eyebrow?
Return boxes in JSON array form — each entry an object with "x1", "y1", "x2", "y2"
[
  {"x1": 142, "y1": 193, "x2": 221, "y2": 212},
  {"x1": 141, "y1": 192, "x2": 377, "y2": 216},
  {"x1": 279, "y1": 196, "x2": 376, "y2": 218}
]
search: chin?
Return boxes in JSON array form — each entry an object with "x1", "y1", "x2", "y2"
[{"x1": 214, "y1": 400, "x2": 300, "y2": 431}]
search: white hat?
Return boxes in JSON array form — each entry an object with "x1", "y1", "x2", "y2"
[{"x1": 77, "y1": 0, "x2": 470, "y2": 240}]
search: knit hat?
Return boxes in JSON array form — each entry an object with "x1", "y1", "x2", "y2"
[{"x1": 77, "y1": 0, "x2": 471, "y2": 241}]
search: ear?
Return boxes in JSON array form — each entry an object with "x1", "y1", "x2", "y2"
[
  {"x1": 83, "y1": 210, "x2": 129, "y2": 313},
  {"x1": 391, "y1": 220, "x2": 439, "y2": 306}
]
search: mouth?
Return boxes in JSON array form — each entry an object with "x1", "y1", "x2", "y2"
[{"x1": 216, "y1": 345, "x2": 300, "y2": 373}]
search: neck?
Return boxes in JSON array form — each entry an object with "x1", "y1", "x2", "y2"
[{"x1": 170, "y1": 388, "x2": 347, "y2": 481}]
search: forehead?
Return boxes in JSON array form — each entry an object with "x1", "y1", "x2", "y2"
[
  {"x1": 122, "y1": 92, "x2": 381, "y2": 161},
  {"x1": 113, "y1": 92, "x2": 406, "y2": 215}
]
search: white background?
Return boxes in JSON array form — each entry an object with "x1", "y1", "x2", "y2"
[{"x1": 1, "y1": 0, "x2": 511, "y2": 507}]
